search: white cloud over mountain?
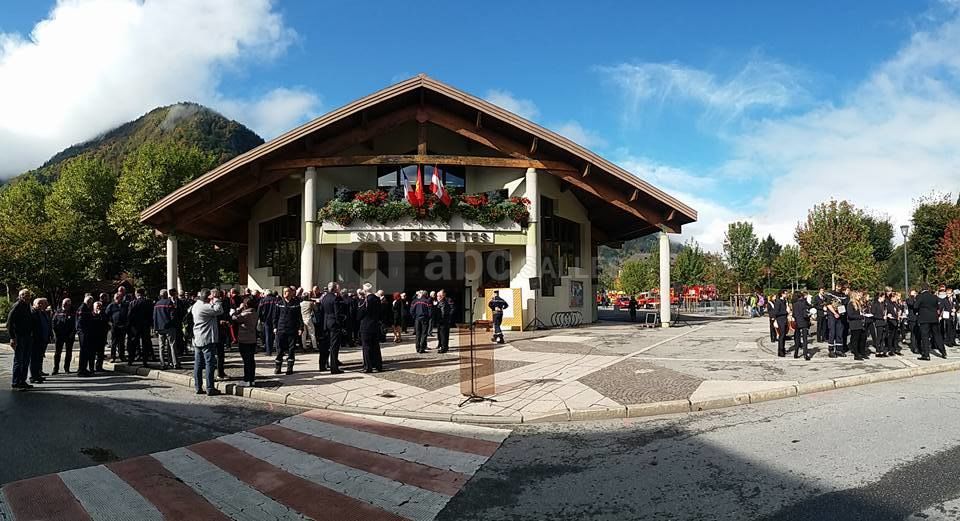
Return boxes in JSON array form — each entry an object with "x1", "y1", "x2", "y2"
[{"x1": 0, "y1": 0, "x2": 320, "y2": 177}]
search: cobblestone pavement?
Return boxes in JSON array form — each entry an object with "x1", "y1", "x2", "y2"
[{"x1": 98, "y1": 316, "x2": 960, "y2": 420}]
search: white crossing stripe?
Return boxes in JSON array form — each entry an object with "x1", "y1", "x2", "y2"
[
  {"x1": 0, "y1": 490, "x2": 14, "y2": 521},
  {"x1": 279, "y1": 415, "x2": 489, "y2": 475},
  {"x1": 356, "y1": 413, "x2": 511, "y2": 443},
  {"x1": 222, "y1": 431, "x2": 450, "y2": 520},
  {"x1": 59, "y1": 465, "x2": 164, "y2": 521},
  {"x1": 152, "y1": 447, "x2": 309, "y2": 521}
]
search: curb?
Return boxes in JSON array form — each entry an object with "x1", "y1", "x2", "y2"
[{"x1": 103, "y1": 358, "x2": 960, "y2": 425}]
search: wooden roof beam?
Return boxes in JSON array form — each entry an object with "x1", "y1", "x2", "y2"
[{"x1": 265, "y1": 154, "x2": 579, "y2": 172}]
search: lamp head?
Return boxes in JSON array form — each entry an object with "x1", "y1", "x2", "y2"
[{"x1": 900, "y1": 224, "x2": 909, "y2": 237}]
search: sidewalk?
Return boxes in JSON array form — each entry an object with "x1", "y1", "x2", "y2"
[{"x1": 107, "y1": 317, "x2": 960, "y2": 424}]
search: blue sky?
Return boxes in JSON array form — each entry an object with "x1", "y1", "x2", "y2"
[{"x1": 2, "y1": 1, "x2": 959, "y2": 250}]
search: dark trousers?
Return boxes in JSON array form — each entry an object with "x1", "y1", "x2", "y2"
[
  {"x1": 127, "y1": 326, "x2": 152, "y2": 363},
  {"x1": 94, "y1": 337, "x2": 106, "y2": 370},
  {"x1": 275, "y1": 332, "x2": 297, "y2": 366},
  {"x1": 77, "y1": 333, "x2": 93, "y2": 374},
  {"x1": 238, "y1": 343, "x2": 256, "y2": 383},
  {"x1": 769, "y1": 319, "x2": 777, "y2": 342},
  {"x1": 54, "y1": 333, "x2": 74, "y2": 372},
  {"x1": 360, "y1": 327, "x2": 382, "y2": 371},
  {"x1": 437, "y1": 323, "x2": 451, "y2": 352},
  {"x1": 493, "y1": 313, "x2": 504, "y2": 343},
  {"x1": 428, "y1": 315, "x2": 436, "y2": 336},
  {"x1": 11, "y1": 335, "x2": 32, "y2": 385},
  {"x1": 317, "y1": 326, "x2": 330, "y2": 370},
  {"x1": 194, "y1": 344, "x2": 216, "y2": 392},
  {"x1": 793, "y1": 327, "x2": 809, "y2": 358},
  {"x1": 944, "y1": 319, "x2": 957, "y2": 347},
  {"x1": 775, "y1": 317, "x2": 788, "y2": 356},
  {"x1": 217, "y1": 336, "x2": 228, "y2": 377},
  {"x1": 850, "y1": 329, "x2": 868, "y2": 359},
  {"x1": 909, "y1": 321, "x2": 919, "y2": 352},
  {"x1": 832, "y1": 319, "x2": 845, "y2": 352},
  {"x1": 415, "y1": 318, "x2": 429, "y2": 353},
  {"x1": 816, "y1": 314, "x2": 827, "y2": 342},
  {"x1": 29, "y1": 336, "x2": 46, "y2": 380},
  {"x1": 110, "y1": 327, "x2": 126, "y2": 360},
  {"x1": 841, "y1": 319, "x2": 849, "y2": 351},
  {"x1": 262, "y1": 324, "x2": 274, "y2": 355},
  {"x1": 919, "y1": 322, "x2": 945, "y2": 358},
  {"x1": 326, "y1": 326, "x2": 342, "y2": 371},
  {"x1": 886, "y1": 322, "x2": 900, "y2": 353},
  {"x1": 871, "y1": 322, "x2": 886, "y2": 354}
]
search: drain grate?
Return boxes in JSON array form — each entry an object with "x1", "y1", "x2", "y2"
[{"x1": 80, "y1": 446, "x2": 120, "y2": 463}]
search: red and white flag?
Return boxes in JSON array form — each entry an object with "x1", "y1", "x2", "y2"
[
  {"x1": 413, "y1": 165, "x2": 425, "y2": 207},
  {"x1": 430, "y1": 165, "x2": 452, "y2": 206},
  {"x1": 402, "y1": 169, "x2": 417, "y2": 205}
]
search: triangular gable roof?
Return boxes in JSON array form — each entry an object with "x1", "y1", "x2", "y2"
[{"x1": 141, "y1": 74, "x2": 696, "y2": 234}]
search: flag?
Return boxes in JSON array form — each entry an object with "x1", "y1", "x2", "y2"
[
  {"x1": 402, "y1": 169, "x2": 416, "y2": 205},
  {"x1": 413, "y1": 164, "x2": 425, "y2": 207},
  {"x1": 431, "y1": 165, "x2": 452, "y2": 206}
]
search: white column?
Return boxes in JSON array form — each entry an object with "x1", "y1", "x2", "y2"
[
  {"x1": 300, "y1": 166, "x2": 317, "y2": 289},
  {"x1": 521, "y1": 167, "x2": 539, "y2": 324},
  {"x1": 659, "y1": 230, "x2": 671, "y2": 327},
  {"x1": 165, "y1": 234, "x2": 179, "y2": 291}
]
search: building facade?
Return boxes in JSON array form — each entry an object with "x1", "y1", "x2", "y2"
[{"x1": 141, "y1": 75, "x2": 696, "y2": 326}]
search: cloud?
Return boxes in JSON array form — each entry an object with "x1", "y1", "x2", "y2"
[
  {"x1": 483, "y1": 89, "x2": 540, "y2": 120},
  {"x1": 600, "y1": 56, "x2": 807, "y2": 123},
  {"x1": 550, "y1": 120, "x2": 608, "y2": 149},
  {"x1": 0, "y1": 0, "x2": 320, "y2": 177},
  {"x1": 717, "y1": 8, "x2": 960, "y2": 248}
]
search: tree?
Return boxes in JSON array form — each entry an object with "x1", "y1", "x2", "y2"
[
  {"x1": 108, "y1": 141, "x2": 232, "y2": 289},
  {"x1": 936, "y1": 218, "x2": 960, "y2": 285},
  {"x1": 910, "y1": 193, "x2": 960, "y2": 282},
  {"x1": 795, "y1": 200, "x2": 878, "y2": 289},
  {"x1": 703, "y1": 252, "x2": 735, "y2": 295},
  {"x1": 884, "y1": 244, "x2": 922, "y2": 290},
  {"x1": 617, "y1": 258, "x2": 655, "y2": 296},
  {"x1": 0, "y1": 178, "x2": 50, "y2": 298},
  {"x1": 674, "y1": 240, "x2": 707, "y2": 286},
  {"x1": 45, "y1": 156, "x2": 121, "y2": 289},
  {"x1": 773, "y1": 245, "x2": 812, "y2": 291},
  {"x1": 723, "y1": 221, "x2": 760, "y2": 293},
  {"x1": 758, "y1": 234, "x2": 782, "y2": 289},
  {"x1": 862, "y1": 214, "x2": 894, "y2": 263}
]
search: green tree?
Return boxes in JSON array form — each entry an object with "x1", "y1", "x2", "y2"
[
  {"x1": 758, "y1": 234, "x2": 782, "y2": 289},
  {"x1": 862, "y1": 214, "x2": 894, "y2": 263},
  {"x1": 0, "y1": 178, "x2": 50, "y2": 297},
  {"x1": 723, "y1": 221, "x2": 760, "y2": 293},
  {"x1": 617, "y1": 258, "x2": 655, "y2": 296},
  {"x1": 910, "y1": 193, "x2": 960, "y2": 282},
  {"x1": 795, "y1": 200, "x2": 878, "y2": 289},
  {"x1": 773, "y1": 245, "x2": 812, "y2": 291},
  {"x1": 936, "y1": 218, "x2": 960, "y2": 285},
  {"x1": 108, "y1": 141, "x2": 232, "y2": 289},
  {"x1": 45, "y1": 156, "x2": 121, "y2": 288},
  {"x1": 884, "y1": 244, "x2": 922, "y2": 290},
  {"x1": 703, "y1": 252, "x2": 735, "y2": 295},
  {"x1": 674, "y1": 240, "x2": 707, "y2": 286}
]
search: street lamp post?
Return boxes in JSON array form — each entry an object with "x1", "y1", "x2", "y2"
[{"x1": 900, "y1": 225, "x2": 910, "y2": 295}]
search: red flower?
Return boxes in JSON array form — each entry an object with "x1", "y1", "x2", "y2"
[
  {"x1": 509, "y1": 196, "x2": 531, "y2": 205},
  {"x1": 463, "y1": 194, "x2": 488, "y2": 207},
  {"x1": 354, "y1": 190, "x2": 388, "y2": 206}
]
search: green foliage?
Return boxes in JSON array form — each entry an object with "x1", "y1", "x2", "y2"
[
  {"x1": 703, "y1": 252, "x2": 736, "y2": 295},
  {"x1": 910, "y1": 192, "x2": 960, "y2": 282},
  {"x1": 617, "y1": 257, "x2": 656, "y2": 296},
  {"x1": 795, "y1": 200, "x2": 879, "y2": 289},
  {"x1": 936, "y1": 218, "x2": 960, "y2": 285},
  {"x1": 723, "y1": 221, "x2": 761, "y2": 290},
  {"x1": 674, "y1": 240, "x2": 707, "y2": 286},
  {"x1": 0, "y1": 178, "x2": 51, "y2": 293},
  {"x1": 862, "y1": 214, "x2": 894, "y2": 263},
  {"x1": 884, "y1": 244, "x2": 922, "y2": 290},
  {"x1": 772, "y1": 245, "x2": 812, "y2": 289},
  {"x1": 758, "y1": 234, "x2": 782, "y2": 288},
  {"x1": 0, "y1": 297, "x2": 10, "y2": 320}
]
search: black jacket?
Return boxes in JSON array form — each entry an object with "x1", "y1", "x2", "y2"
[
  {"x1": 773, "y1": 298, "x2": 788, "y2": 319},
  {"x1": 436, "y1": 298, "x2": 456, "y2": 327},
  {"x1": 7, "y1": 299, "x2": 32, "y2": 341},
  {"x1": 358, "y1": 294, "x2": 381, "y2": 330},
  {"x1": 153, "y1": 297, "x2": 178, "y2": 331},
  {"x1": 271, "y1": 297, "x2": 303, "y2": 334},
  {"x1": 411, "y1": 297, "x2": 433, "y2": 320},
  {"x1": 906, "y1": 297, "x2": 917, "y2": 322},
  {"x1": 488, "y1": 296, "x2": 509, "y2": 314},
  {"x1": 105, "y1": 301, "x2": 128, "y2": 328},
  {"x1": 127, "y1": 297, "x2": 154, "y2": 331},
  {"x1": 871, "y1": 301, "x2": 887, "y2": 324},
  {"x1": 52, "y1": 306, "x2": 76, "y2": 337},
  {"x1": 916, "y1": 291, "x2": 940, "y2": 324},
  {"x1": 319, "y1": 292, "x2": 345, "y2": 329},
  {"x1": 885, "y1": 300, "x2": 899, "y2": 325},
  {"x1": 847, "y1": 306, "x2": 865, "y2": 331},
  {"x1": 793, "y1": 299, "x2": 810, "y2": 329}
]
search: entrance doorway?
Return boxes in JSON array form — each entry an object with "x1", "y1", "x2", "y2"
[{"x1": 401, "y1": 251, "x2": 466, "y2": 323}]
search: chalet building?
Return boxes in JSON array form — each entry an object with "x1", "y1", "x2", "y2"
[{"x1": 140, "y1": 75, "x2": 696, "y2": 326}]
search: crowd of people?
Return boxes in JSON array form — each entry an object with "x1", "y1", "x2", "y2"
[
  {"x1": 6, "y1": 282, "x2": 512, "y2": 393},
  {"x1": 759, "y1": 284, "x2": 960, "y2": 361}
]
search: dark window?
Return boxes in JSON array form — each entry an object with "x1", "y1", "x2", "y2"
[
  {"x1": 539, "y1": 196, "x2": 581, "y2": 295},
  {"x1": 376, "y1": 164, "x2": 466, "y2": 192},
  {"x1": 333, "y1": 248, "x2": 364, "y2": 288},
  {"x1": 481, "y1": 250, "x2": 511, "y2": 289},
  {"x1": 257, "y1": 195, "x2": 301, "y2": 287}
]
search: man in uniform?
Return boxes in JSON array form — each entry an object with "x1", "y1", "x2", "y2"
[
  {"x1": 257, "y1": 289, "x2": 277, "y2": 355},
  {"x1": 411, "y1": 290, "x2": 433, "y2": 353},
  {"x1": 126, "y1": 288, "x2": 154, "y2": 367},
  {"x1": 153, "y1": 289, "x2": 181, "y2": 369},
  {"x1": 270, "y1": 286, "x2": 302, "y2": 376},
  {"x1": 319, "y1": 282, "x2": 345, "y2": 373},
  {"x1": 917, "y1": 284, "x2": 945, "y2": 360},
  {"x1": 105, "y1": 292, "x2": 129, "y2": 362},
  {"x1": 906, "y1": 290, "x2": 920, "y2": 353},
  {"x1": 773, "y1": 290, "x2": 790, "y2": 357},
  {"x1": 812, "y1": 288, "x2": 827, "y2": 343},
  {"x1": 488, "y1": 290, "x2": 509, "y2": 344}
]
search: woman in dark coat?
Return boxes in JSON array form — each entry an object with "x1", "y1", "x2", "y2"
[
  {"x1": 52, "y1": 298, "x2": 77, "y2": 374},
  {"x1": 792, "y1": 292, "x2": 811, "y2": 360},
  {"x1": 358, "y1": 284, "x2": 383, "y2": 373}
]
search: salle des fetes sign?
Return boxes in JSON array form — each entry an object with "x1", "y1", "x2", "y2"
[{"x1": 350, "y1": 231, "x2": 493, "y2": 243}]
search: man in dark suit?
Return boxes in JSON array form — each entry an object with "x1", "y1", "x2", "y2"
[
  {"x1": 319, "y1": 282, "x2": 345, "y2": 374},
  {"x1": 126, "y1": 288, "x2": 154, "y2": 367},
  {"x1": 917, "y1": 285, "x2": 945, "y2": 360},
  {"x1": 906, "y1": 290, "x2": 919, "y2": 353},
  {"x1": 435, "y1": 290, "x2": 456, "y2": 354},
  {"x1": 7, "y1": 289, "x2": 34, "y2": 390}
]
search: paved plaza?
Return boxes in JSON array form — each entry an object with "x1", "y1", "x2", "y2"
[{"x1": 108, "y1": 316, "x2": 960, "y2": 423}]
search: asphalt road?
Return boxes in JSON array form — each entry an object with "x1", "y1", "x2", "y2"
[
  {"x1": 0, "y1": 348, "x2": 303, "y2": 485},
  {"x1": 439, "y1": 370, "x2": 960, "y2": 521}
]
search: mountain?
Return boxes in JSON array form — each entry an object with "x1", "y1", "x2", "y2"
[{"x1": 21, "y1": 102, "x2": 264, "y2": 184}]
